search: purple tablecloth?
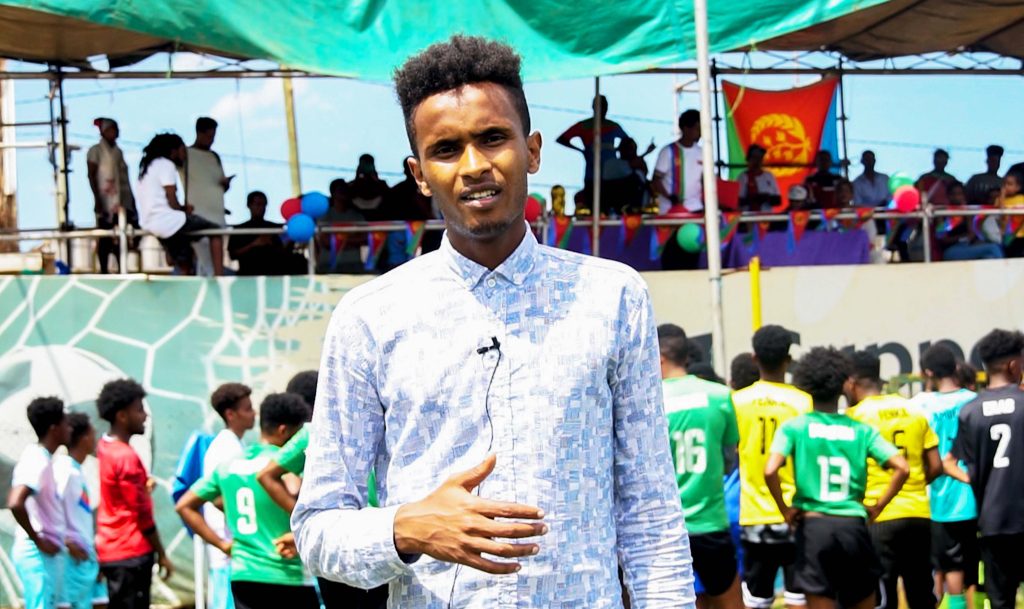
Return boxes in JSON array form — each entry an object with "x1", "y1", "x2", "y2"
[{"x1": 560, "y1": 224, "x2": 869, "y2": 270}]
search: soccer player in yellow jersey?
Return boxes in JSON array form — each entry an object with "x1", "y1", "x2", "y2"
[
  {"x1": 846, "y1": 351, "x2": 941, "y2": 609},
  {"x1": 732, "y1": 325, "x2": 812, "y2": 609}
]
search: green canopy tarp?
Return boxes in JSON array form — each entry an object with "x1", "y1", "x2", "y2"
[{"x1": 0, "y1": 0, "x2": 888, "y2": 79}]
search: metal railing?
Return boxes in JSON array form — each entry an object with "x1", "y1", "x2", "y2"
[{"x1": 3, "y1": 206, "x2": 1022, "y2": 275}]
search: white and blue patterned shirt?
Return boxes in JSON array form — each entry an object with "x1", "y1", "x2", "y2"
[{"x1": 294, "y1": 228, "x2": 694, "y2": 609}]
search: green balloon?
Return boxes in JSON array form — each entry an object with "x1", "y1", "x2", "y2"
[
  {"x1": 676, "y1": 223, "x2": 703, "y2": 253},
  {"x1": 888, "y1": 173, "x2": 914, "y2": 194}
]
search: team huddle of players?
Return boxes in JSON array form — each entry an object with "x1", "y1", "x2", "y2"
[{"x1": 660, "y1": 324, "x2": 1024, "y2": 609}]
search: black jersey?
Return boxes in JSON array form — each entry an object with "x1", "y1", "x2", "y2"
[{"x1": 952, "y1": 385, "x2": 1024, "y2": 537}]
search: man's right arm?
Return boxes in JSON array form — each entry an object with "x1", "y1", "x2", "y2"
[{"x1": 7, "y1": 485, "x2": 60, "y2": 555}]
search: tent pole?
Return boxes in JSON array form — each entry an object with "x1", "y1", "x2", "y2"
[
  {"x1": 694, "y1": 0, "x2": 726, "y2": 376},
  {"x1": 838, "y1": 59, "x2": 850, "y2": 179},
  {"x1": 282, "y1": 75, "x2": 302, "y2": 197},
  {"x1": 591, "y1": 76, "x2": 601, "y2": 257},
  {"x1": 711, "y1": 58, "x2": 723, "y2": 178}
]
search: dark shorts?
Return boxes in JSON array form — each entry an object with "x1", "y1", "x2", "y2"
[
  {"x1": 689, "y1": 530, "x2": 738, "y2": 597},
  {"x1": 931, "y1": 519, "x2": 980, "y2": 587},
  {"x1": 979, "y1": 533, "x2": 1024, "y2": 609},
  {"x1": 100, "y1": 553, "x2": 153, "y2": 609},
  {"x1": 870, "y1": 517, "x2": 936, "y2": 609},
  {"x1": 794, "y1": 515, "x2": 881, "y2": 607},
  {"x1": 316, "y1": 576, "x2": 388, "y2": 609},
  {"x1": 231, "y1": 581, "x2": 320, "y2": 609},
  {"x1": 159, "y1": 214, "x2": 221, "y2": 268},
  {"x1": 741, "y1": 525, "x2": 804, "y2": 609}
]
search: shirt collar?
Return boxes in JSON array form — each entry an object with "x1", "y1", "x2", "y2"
[{"x1": 440, "y1": 225, "x2": 537, "y2": 288}]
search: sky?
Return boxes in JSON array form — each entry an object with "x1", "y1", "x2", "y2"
[{"x1": 4, "y1": 53, "x2": 1022, "y2": 233}]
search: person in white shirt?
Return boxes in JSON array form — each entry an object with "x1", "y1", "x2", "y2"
[
  {"x1": 653, "y1": 110, "x2": 703, "y2": 214},
  {"x1": 852, "y1": 150, "x2": 890, "y2": 208},
  {"x1": 54, "y1": 413, "x2": 108, "y2": 609},
  {"x1": 202, "y1": 383, "x2": 256, "y2": 609},
  {"x1": 86, "y1": 118, "x2": 137, "y2": 274},
  {"x1": 136, "y1": 133, "x2": 224, "y2": 275},
  {"x1": 183, "y1": 117, "x2": 233, "y2": 277},
  {"x1": 7, "y1": 397, "x2": 71, "y2": 609},
  {"x1": 736, "y1": 144, "x2": 781, "y2": 212}
]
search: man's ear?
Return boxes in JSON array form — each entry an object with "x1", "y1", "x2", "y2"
[
  {"x1": 526, "y1": 131, "x2": 542, "y2": 175},
  {"x1": 407, "y1": 156, "x2": 432, "y2": 197}
]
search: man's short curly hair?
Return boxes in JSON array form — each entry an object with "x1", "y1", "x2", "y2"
[
  {"x1": 68, "y1": 412, "x2": 93, "y2": 448},
  {"x1": 730, "y1": 353, "x2": 760, "y2": 391},
  {"x1": 657, "y1": 324, "x2": 690, "y2": 368},
  {"x1": 851, "y1": 350, "x2": 881, "y2": 384},
  {"x1": 259, "y1": 393, "x2": 311, "y2": 433},
  {"x1": 792, "y1": 347, "x2": 852, "y2": 404},
  {"x1": 97, "y1": 379, "x2": 146, "y2": 423},
  {"x1": 922, "y1": 343, "x2": 958, "y2": 379},
  {"x1": 27, "y1": 397, "x2": 65, "y2": 439},
  {"x1": 977, "y1": 328, "x2": 1024, "y2": 369},
  {"x1": 286, "y1": 370, "x2": 318, "y2": 413},
  {"x1": 394, "y1": 35, "x2": 530, "y2": 154},
  {"x1": 210, "y1": 383, "x2": 252, "y2": 421},
  {"x1": 752, "y1": 325, "x2": 795, "y2": 370}
]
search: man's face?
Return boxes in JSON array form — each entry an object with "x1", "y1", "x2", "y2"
[
  {"x1": 934, "y1": 153, "x2": 948, "y2": 172},
  {"x1": 249, "y1": 195, "x2": 267, "y2": 220},
  {"x1": 197, "y1": 128, "x2": 216, "y2": 148},
  {"x1": 987, "y1": 154, "x2": 1001, "y2": 173},
  {"x1": 102, "y1": 124, "x2": 119, "y2": 143},
  {"x1": 948, "y1": 186, "x2": 967, "y2": 206},
  {"x1": 683, "y1": 122, "x2": 701, "y2": 142},
  {"x1": 748, "y1": 150, "x2": 764, "y2": 170},
  {"x1": 53, "y1": 416, "x2": 72, "y2": 447},
  {"x1": 408, "y1": 83, "x2": 541, "y2": 243},
  {"x1": 862, "y1": 152, "x2": 875, "y2": 171},
  {"x1": 228, "y1": 396, "x2": 257, "y2": 431},
  {"x1": 171, "y1": 144, "x2": 187, "y2": 166},
  {"x1": 122, "y1": 399, "x2": 147, "y2": 436},
  {"x1": 837, "y1": 184, "x2": 853, "y2": 205},
  {"x1": 817, "y1": 152, "x2": 832, "y2": 171}
]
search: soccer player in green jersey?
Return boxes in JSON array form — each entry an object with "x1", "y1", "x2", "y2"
[
  {"x1": 659, "y1": 325, "x2": 743, "y2": 609},
  {"x1": 176, "y1": 393, "x2": 316, "y2": 609},
  {"x1": 765, "y1": 347, "x2": 909, "y2": 609}
]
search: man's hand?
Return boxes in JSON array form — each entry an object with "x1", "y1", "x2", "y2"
[
  {"x1": 865, "y1": 503, "x2": 882, "y2": 523},
  {"x1": 67, "y1": 540, "x2": 90, "y2": 562},
  {"x1": 220, "y1": 175, "x2": 235, "y2": 190},
  {"x1": 35, "y1": 536, "x2": 61, "y2": 556},
  {"x1": 781, "y1": 506, "x2": 803, "y2": 529},
  {"x1": 146, "y1": 478, "x2": 157, "y2": 494},
  {"x1": 274, "y1": 532, "x2": 297, "y2": 559},
  {"x1": 393, "y1": 454, "x2": 547, "y2": 575},
  {"x1": 184, "y1": 204, "x2": 195, "y2": 215},
  {"x1": 217, "y1": 539, "x2": 233, "y2": 557},
  {"x1": 156, "y1": 552, "x2": 174, "y2": 581}
]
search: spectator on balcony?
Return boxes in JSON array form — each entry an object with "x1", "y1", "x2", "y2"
[
  {"x1": 556, "y1": 95, "x2": 633, "y2": 214},
  {"x1": 938, "y1": 182, "x2": 1003, "y2": 261},
  {"x1": 87, "y1": 118, "x2": 138, "y2": 274},
  {"x1": 736, "y1": 144, "x2": 780, "y2": 212},
  {"x1": 916, "y1": 149, "x2": 958, "y2": 206},
  {"x1": 136, "y1": 133, "x2": 224, "y2": 276},
  {"x1": 349, "y1": 154, "x2": 389, "y2": 221},
  {"x1": 384, "y1": 159, "x2": 432, "y2": 221},
  {"x1": 1000, "y1": 171, "x2": 1024, "y2": 258},
  {"x1": 183, "y1": 117, "x2": 232, "y2": 277},
  {"x1": 228, "y1": 191, "x2": 303, "y2": 276},
  {"x1": 965, "y1": 145, "x2": 1005, "y2": 205},
  {"x1": 804, "y1": 150, "x2": 841, "y2": 208},
  {"x1": 653, "y1": 110, "x2": 703, "y2": 215},
  {"x1": 317, "y1": 179, "x2": 366, "y2": 274},
  {"x1": 602, "y1": 137, "x2": 651, "y2": 215},
  {"x1": 852, "y1": 150, "x2": 889, "y2": 208}
]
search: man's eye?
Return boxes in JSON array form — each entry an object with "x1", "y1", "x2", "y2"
[
  {"x1": 434, "y1": 145, "x2": 457, "y2": 157},
  {"x1": 485, "y1": 133, "x2": 506, "y2": 144}
]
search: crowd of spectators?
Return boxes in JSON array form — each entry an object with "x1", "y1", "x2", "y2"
[{"x1": 84, "y1": 105, "x2": 1024, "y2": 276}]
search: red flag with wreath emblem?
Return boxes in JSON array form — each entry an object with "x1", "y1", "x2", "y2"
[{"x1": 622, "y1": 213, "x2": 643, "y2": 246}]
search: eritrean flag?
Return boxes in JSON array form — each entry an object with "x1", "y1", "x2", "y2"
[{"x1": 723, "y1": 78, "x2": 839, "y2": 209}]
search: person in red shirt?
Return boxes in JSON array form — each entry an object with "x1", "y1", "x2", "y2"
[{"x1": 95, "y1": 379, "x2": 173, "y2": 609}]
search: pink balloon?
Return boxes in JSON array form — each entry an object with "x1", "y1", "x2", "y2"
[
  {"x1": 281, "y1": 197, "x2": 302, "y2": 220},
  {"x1": 893, "y1": 185, "x2": 920, "y2": 213},
  {"x1": 524, "y1": 196, "x2": 542, "y2": 223}
]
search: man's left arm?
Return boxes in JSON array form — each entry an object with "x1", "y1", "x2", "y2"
[{"x1": 612, "y1": 282, "x2": 695, "y2": 609}]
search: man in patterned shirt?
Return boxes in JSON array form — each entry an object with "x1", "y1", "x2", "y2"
[{"x1": 292, "y1": 35, "x2": 694, "y2": 609}]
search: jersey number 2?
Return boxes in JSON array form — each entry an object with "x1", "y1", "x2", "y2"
[
  {"x1": 991, "y1": 424, "x2": 1011, "y2": 469},
  {"x1": 236, "y1": 488, "x2": 258, "y2": 535},
  {"x1": 672, "y1": 429, "x2": 707, "y2": 474}
]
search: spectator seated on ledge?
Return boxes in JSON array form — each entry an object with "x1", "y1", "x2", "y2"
[
  {"x1": 228, "y1": 191, "x2": 305, "y2": 276},
  {"x1": 136, "y1": 133, "x2": 224, "y2": 276},
  {"x1": 938, "y1": 182, "x2": 1002, "y2": 261},
  {"x1": 737, "y1": 144, "x2": 780, "y2": 213}
]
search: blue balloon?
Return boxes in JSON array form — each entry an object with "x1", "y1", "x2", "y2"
[
  {"x1": 286, "y1": 213, "x2": 316, "y2": 242},
  {"x1": 300, "y1": 191, "x2": 330, "y2": 219}
]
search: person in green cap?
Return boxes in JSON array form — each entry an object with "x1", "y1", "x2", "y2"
[
  {"x1": 658, "y1": 324, "x2": 743, "y2": 609},
  {"x1": 175, "y1": 393, "x2": 316, "y2": 609},
  {"x1": 765, "y1": 347, "x2": 909, "y2": 609}
]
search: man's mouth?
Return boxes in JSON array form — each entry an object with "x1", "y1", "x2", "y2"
[{"x1": 460, "y1": 187, "x2": 502, "y2": 207}]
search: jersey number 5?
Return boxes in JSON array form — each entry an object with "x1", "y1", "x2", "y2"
[
  {"x1": 236, "y1": 488, "x2": 259, "y2": 535},
  {"x1": 672, "y1": 429, "x2": 707, "y2": 474},
  {"x1": 991, "y1": 424, "x2": 1011, "y2": 469}
]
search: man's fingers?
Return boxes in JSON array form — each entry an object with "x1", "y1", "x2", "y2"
[
  {"x1": 459, "y1": 552, "x2": 521, "y2": 576},
  {"x1": 474, "y1": 497, "x2": 544, "y2": 520},
  {"x1": 451, "y1": 454, "x2": 497, "y2": 491},
  {"x1": 466, "y1": 518, "x2": 547, "y2": 540},
  {"x1": 465, "y1": 537, "x2": 539, "y2": 560}
]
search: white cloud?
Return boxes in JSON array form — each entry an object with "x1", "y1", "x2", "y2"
[
  {"x1": 207, "y1": 78, "x2": 324, "y2": 127},
  {"x1": 171, "y1": 53, "x2": 225, "y2": 72}
]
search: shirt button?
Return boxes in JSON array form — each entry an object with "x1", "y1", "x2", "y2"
[{"x1": 486, "y1": 278, "x2": 497, "y2": 288}]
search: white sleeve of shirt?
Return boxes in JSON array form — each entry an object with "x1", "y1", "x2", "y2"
[
  {"x1": 653, "y1": 146, "x2": 672, "y2": 177},
  {"x1": 156, "y1": 158, "x2": 179, "y2": 188},
  {"x1": 12, "y1": 447, "x2": 45, "y2": 492}
]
